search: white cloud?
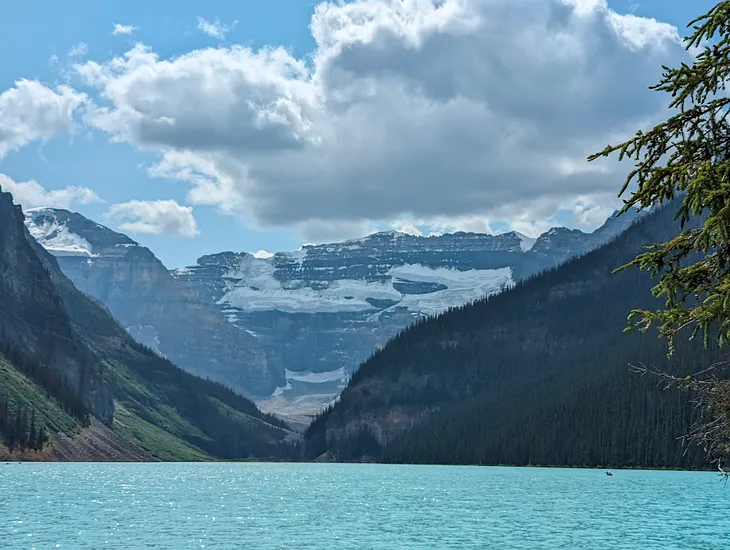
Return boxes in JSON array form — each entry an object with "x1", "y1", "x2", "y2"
[
  {"x1": 105, "y1": 199, "x2": 199, "y2": 237},
  {"x1": 67, "y1": 42, "x2": 89, "y2": 58},
  {"x1": 197, "y1": 17, "x2": 237, "y2": 40},
  {"x1": 71, "y1": 0, "x2": 686, "y2": 239},
  {"x1": 570, "y1": 193, "x2": 620, "y2": 227},
  {"x1": 112, "y1": 23, "x2": 137, "y2": 36},
  {"x1": 392, "y1": 221, "x2": 423, "y2": 236},
  {"x1": 0, "y1": 173, "x2": 102, "y2": 209},
  {"x1": 0, "y1": 79, "x2": 87, "y2": 158}
]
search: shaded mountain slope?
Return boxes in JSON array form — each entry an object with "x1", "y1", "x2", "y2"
[
  {"x1": 25, "y1": 207, "x2": 277, "y2": 396},
  {"x1": 303, "y1": 203, "x2": 722, "y2": 468},
  {"x1": 0, "y1": 188, "x2": 295, "y2": 461}
]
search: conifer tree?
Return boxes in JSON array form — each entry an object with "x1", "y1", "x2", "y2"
[{"x1": 589, "y1": 1, "x2": 730, "y2": 466}]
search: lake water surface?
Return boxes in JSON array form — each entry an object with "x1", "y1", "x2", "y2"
[{"x1": 0, "y1": 463, "x2": 727, "y2": 549}]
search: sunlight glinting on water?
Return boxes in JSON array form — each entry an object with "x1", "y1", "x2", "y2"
[{"x1": 1, "y1": 463, "x2": 728, "y2": 550}]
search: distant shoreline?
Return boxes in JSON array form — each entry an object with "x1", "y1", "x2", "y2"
[{"x1": 1, "y1": 457, "x2": 716, "y2": 472}]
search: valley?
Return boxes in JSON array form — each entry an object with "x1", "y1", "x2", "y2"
[
  {"x1": 2, "y1": 1, "x2": 729, "y2": 547},
  {"x1": 25, "y1": 206, "x2": 638, "y2": 420}
]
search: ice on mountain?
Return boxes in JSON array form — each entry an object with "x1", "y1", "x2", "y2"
[
  {"x1": 271, "y1": 382, "x2": 293, "y2": 397},
  {"x1": 24, "y1": 209, "x2": 96, "y2": 257},
  {"x1": 216, "y1": 252, "x2": 514, "y2": 316},
  {"x1": 285, "y1": 368, "x2": 348, "y2": 384},
  {"x1": 514, "y1": 232, "x2": 537, "y2": 252}
]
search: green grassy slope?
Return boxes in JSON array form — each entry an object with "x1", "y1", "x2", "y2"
[
  {"x1": 0, "y1": 358, "x2": 81, "y2": 436},
  {"x1": 0, "y1": 186, "x2": 297, "y2": 461}
]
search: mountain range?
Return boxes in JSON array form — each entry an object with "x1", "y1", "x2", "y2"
[
  {"x1": 2, "y1": 184, "x2": 717, "y2": 468},
  {"x1": 0, "y1": 187, "x2": 295, "y2": 461},
  {"x1": 302, "y1": 202, "x2": 719, "y2": 468},
  {"x1": 25, "y1": 207, "x2": 639, "y2": 422}
]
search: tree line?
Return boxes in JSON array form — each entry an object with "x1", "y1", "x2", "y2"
[
  {"x1": 0, "y1": 396, "x2": 48, "y2": 451},
  {"x1": 0, "y1": 340, "x2": 90, "y2": 424}
]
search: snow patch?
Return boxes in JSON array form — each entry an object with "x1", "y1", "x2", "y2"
[
  {"x1": 514, "y1": 232, "x2": 537, "y2": 252},
  {"x1": 390, "y1": 264, "x2": 513, "y2": 316},
  {"x1": 126, "y1": 324, "x2": 164, "y2": 357},
  {"x1": 271, "y1": 382, "x2": 292, "y2": 397},
  {"x1": 285, "y1": 367, "x2": 348, "y2": 384},
  {"x1": 25, "y1": 211, "x2": 96, "y2": 257},
  {"x1": 218, "y1": 254, "x2": 401, "y2": 314},
  {"x1": 217, "y1": 255, "x2": 514, "y2": 316}
]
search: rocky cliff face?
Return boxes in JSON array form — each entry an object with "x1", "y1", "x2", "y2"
[
  {"x1": 0, "y1": 194, "x2": 114, "y2": 423},
  {"x1": 174, "y1": 211, "x2": 639, "y2": 418},
  {"x1": 25, "y1": 208, "x2": 277, "y2": 396}
]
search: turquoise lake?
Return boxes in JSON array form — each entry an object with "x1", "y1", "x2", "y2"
[{"x1": 0, "y1": 463, "x2": 728, "y2": 549}]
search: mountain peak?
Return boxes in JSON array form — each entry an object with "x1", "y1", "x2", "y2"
[
  {"x1": 24, "y1": 207, "x2": 141, "y2": 258},
  {"x1": 504, "y1": 231, "x2": 537, "y2": 252}
]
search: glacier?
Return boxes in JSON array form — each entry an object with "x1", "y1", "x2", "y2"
[{"x1": 216, "y1": 255, "x2": 512, "y2": 317}]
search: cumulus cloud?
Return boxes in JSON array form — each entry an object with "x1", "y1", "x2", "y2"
[
  {"x1": 67, "y1": 42, "x2": 89, "y2": 58},
  {"x1": 0, "y1": 173, "x2": 102, "y2": 209},
  {"x1": 197, "y1": 17, "x2": 237, "y2": 39},
  {"x1": 105, "y1": 199, "x2": 199, "y2": 237},
  {"x1": 72, "y1": 0, "x2": 686, "y2": 238},
  {"x1": 570, "y1": 193, "x2": 621, "y2": 227},
  {"x1": 0, "y1": 79, "x2": 87, "y2": 158},
  {"x1": 112, "y1": 23, "x2": 137, "y2": 36}
]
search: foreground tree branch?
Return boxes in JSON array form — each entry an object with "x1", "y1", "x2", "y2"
[{"x1": 630, "y1": 362, "x2": 730, "y2": 465}]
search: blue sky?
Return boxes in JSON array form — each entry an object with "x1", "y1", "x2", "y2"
[{"x1": 0, "y1": 0, "x2": 716, "y2": 267}]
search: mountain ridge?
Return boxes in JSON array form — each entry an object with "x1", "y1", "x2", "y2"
[
  {"x1": 0, "y1": 187, "x2": 296, "y2": 461},
  {"x1": 25, "y1": 206, "x2": 278, "y2": 396},
  {"x1": 301, "y1": 202, "x2": 719, "y2": 468},
  {"x1": 25, "y1": 205, "x2": 639, "y2": 420}
]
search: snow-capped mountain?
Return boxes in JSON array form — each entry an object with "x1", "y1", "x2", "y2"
[
  {"x1": 173, "y1": 211, "x2": 639, "y2": 419},
  {"x1": 24, "y1": 207, "x2": 276, "y2": 396},
  {"x1": 25, "y1": 206, "x2": 639, "y2": 421}
]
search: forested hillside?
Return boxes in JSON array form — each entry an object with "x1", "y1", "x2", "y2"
[
  {"x1": 0, "y1": 187, "x2": 296, "y2": 461},
  {"x1": 303, "y1": 203, "x2": 722, "y2": 469}
]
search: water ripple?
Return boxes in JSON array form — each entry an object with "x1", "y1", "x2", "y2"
[{"x1": 0, "y1": 463, "x2": 727, "y2": 549}]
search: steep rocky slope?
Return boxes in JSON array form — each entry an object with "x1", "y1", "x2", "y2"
[
  {"x1": 302, "y1": 203, "x2": 720, "y2": 469},
  {"x1": 0, "y1": 188, "x2": 294, "y2": 461},
  {"x1": 25, "y1": 208, "x2": 277, "y2": 396},
  {"x1": 175, "y1": 211, "x2": 638, "y2": 417}
]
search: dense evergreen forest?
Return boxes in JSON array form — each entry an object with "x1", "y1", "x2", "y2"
[
  {"x1": 0, "y1": 340, "x2": 90, "y2": 422},
  {"x1": 304, "y1": 203, "x2": 724, "y2": 468},
  {"x1": 112, "y1": 340, "x2": 299, "y2": 460},
  {"x1": 0, "y1": 396, "x2": 49, "y2": 451},
  {"x1": 0, "y1": 340, "x2": 89, "y2": 451}
]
